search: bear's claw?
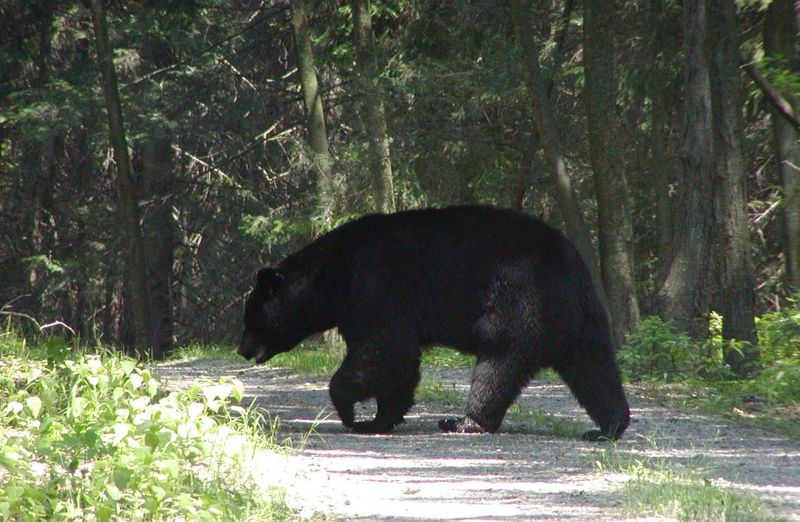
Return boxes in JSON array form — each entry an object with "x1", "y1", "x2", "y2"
[{"x1": 438, "y1": 416, "x2": 486, "y2": 433}]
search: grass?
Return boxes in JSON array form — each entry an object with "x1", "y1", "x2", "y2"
[
  {"x1": 172, "y1": 342, "x2": 242, "y2": 362},
  {"x1": 594, "y1": 449, "x2": 781, "y2": 521},
  {"x1": 631, "y1": 378, "x2": 800, "y2": 439},
  {"x1": 421, "y1": 346, "x2": 474, "y2": 368},
  {"x1": 505, "y1": 403, "x2": 586, "y2": 438},
  {"x1": 170, "y1": 340, "x2": 345, "y2": 376},
  {"x1": 416, "y1": 378, "x2": 464, "y2": 406},
  {"x1": 268, "y1": 343, "x2": 345, "y2": 376},
  {"x1": 0, "y1": 330, "x2": 296, "y2": 521},
  {"x1": 172, "y1": 341, "x2": 476, "y2": 375}
]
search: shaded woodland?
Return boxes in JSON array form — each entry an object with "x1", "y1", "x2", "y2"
[{"x1": 1, "y1": 0, "x2": 799, "y2": 374}]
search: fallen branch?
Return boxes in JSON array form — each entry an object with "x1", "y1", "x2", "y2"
[
  {"x1": 741, "y1": 54, "x2": 800, "y2": 131},
  {"x1": 0, "y1": 304, "x2": 76, "y2": 336}
]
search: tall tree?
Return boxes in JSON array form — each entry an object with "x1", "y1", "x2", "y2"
[
  {"x1": 764, "y1": 0, "x2": 800, "y2": 295},
  {"x1": 654, "y1": 0, "x2": 715, "y2": 338},
  {"x1": 648, "y1": 0, "x2": 678, "y2": 286},
  {"x1": 352, "y1": 0, "x2": 395, "y2": 213},
  {"x1": 140, "y1": 136, "x2": 176, "y2": 358},
  {"x1": 136, "y1": 13, "x2": 180, "y2": 357},
  {"x1": 709, "y1": 0, "x2": 757, "y2": 370},
  {"x1": 507, "y1": 0, "x2": 603, "y2": 298},
  {"x1": 290, "y1": 0, "x2": 337, "y2": 224},
  {"x1": 88, "y1": 0, "x2": 153, "y2": 352},
  {"x1": 26, "y1": 13, "x2": 55, "y2": 306},
  {"x1": 582, "y1": 0, "x2": 640, "y2": 346}
]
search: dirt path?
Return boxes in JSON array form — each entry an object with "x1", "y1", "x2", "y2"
[{"x1": 156, "y1": 360, "x2": 800, "y2": 521}]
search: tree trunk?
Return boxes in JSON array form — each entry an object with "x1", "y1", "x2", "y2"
[
  {"x1": 765, "y1": 0, "x2": 800, "y2": 295},
  {"x1": 25, "y1": 16, "x2": 56, "y2": 314},
  {"x1": 290, "y1": 0, "x2": 337, "y2": 225},
  {"x1": 582, "y1": 0, "x2": 640, "y2": 347},
  {"x1": 709, "y1": 0, "x2": 758, "y2": 371},
  {"x1": 141, "y1": 137, "x2": 176, "y2": 358},
  {"x1": 508, "y1": 0, "x2": 604, "y2": 299},
  {"x1": 648, "y1": 0, "x2": 676, "y2": 288},
  {"x1": 352, "y1": 0, "x2": 395, "y2": 213},
  {"x1": 654, "y1": 0, "x2": 715, "y2": 338},
  {"x1": 88, "y1": 0, "x2": 153, "y2": 353}
]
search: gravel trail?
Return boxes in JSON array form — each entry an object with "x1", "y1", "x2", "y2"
[{"x1": 156, "y1": 359, "x2": 800, "y2": 521}]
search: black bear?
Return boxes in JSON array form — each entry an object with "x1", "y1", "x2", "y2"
[{"x1": 238, "y1": 206, "x2": 630, "y2": 441}]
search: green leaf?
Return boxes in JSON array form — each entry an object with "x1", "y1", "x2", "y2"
[
  {"x1": 106, "y1": 483, "x2": 122, "y2": 501},
  {"x1": 144, "y1": 428, "x2": 161, "y2": 451},
  {"x1": 158, "y1": 459, "x2": 180, "y2": 479},
  {"x1": 94, "y1": 502, "x2": 114, "y2": 522},
  {"x1": 150, "y1": 485, "x2": 167, "y2": 501},
  {"x1": 129, "y1": 373, "x2": 143, "y2": 389},
  {"x1": 188, "y1": 402, "x2": 204, "y2": 419},
  {"x1": 113, "y1": 466, "x2": 133, "y2": 489},
  {"x1": 5, "y1": 401, "x2": 24, "y2": 416},
  {"x1": 4, "y1": 486, "x2": 23, "y2": 502},
  {"x1": 69, "y1": 397, "x2": 88, "y2": 419},
  {"x1": 26, "y1": 396, "x2": 42, "y2": 418},
  {"x1": 120, "y1": 359, "x2": 137, "y2": 376}
]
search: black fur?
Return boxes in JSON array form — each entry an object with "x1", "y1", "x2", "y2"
[{"x1": 238, "y1": 206, "x2": 630, "y2": 440}]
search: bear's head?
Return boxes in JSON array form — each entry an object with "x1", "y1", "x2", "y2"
[{"x1": 238, "y1": 267, "x2": 316, "y2": 364}]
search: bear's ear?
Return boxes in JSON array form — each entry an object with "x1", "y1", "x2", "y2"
[{"x1": 255, "y1": 267, "x2": 285, "y2": 291}]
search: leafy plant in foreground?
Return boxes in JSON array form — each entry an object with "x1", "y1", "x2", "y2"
[{"x1": 0, "y1": 336, "x2": 292, "y2": 521}]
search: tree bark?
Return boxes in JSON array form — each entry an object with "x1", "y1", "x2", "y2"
[
  {"x1": 709, "y1": 0, "x2": 758, "y2": 371},
  {"x1": 290, "y1": 0, "x2": 337, "y2": 224},
  {"x1": 352, "y1": 0, "x2": 395, "y2": 213},
  {"x1": 649, "y1": 0, "x2": 676, "y2": 287},
  {"x1": 141, "y1": 137, "x2": 176, "y2": 358},
  {"x1": 508, "y1": 0, "x2": 604, "y2": 299},
  {"x1": 88, "y1": 0, "x2": 153, "y2": 352},
  {"x1": 654, "y1": 0, "x2": 715, "y2": 338},
  {"x1": 765, "y1": 0, "x2": 800, "y2": 294},
  {"x1": 582, "y1": 0, "x2": 640, "y2": 346}
]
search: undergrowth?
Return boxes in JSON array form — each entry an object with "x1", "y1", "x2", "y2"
[
  {"x1": 595, "y1": 449, "x2": 780, "y2": 521},
  {"x1": 619, "y1": 312, "x2": 800, "y2": 436},
  {"x1": 0, "y1": 330, "x2": 294, "y2": 521}
]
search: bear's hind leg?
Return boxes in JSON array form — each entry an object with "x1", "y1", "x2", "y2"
[{"x1": 440, "y1": 353, "x2": 536, "y2": 433}]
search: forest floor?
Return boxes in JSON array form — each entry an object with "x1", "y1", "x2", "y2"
[{"x1": 156, "y1": 359, "x2": 800, "y2": 521}]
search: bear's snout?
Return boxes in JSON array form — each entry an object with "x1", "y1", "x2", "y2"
[{"x1": 237, "y1": 331, "x2": 261, "y2": 360}]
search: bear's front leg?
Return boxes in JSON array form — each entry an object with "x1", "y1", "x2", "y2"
[{"x1": 329, "y1": 362, "x2": 360, "y2": 428}]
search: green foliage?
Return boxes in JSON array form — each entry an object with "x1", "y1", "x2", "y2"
[
  {"x1": 622, "y1": 312, "x2": 800, "y2": 435},
  {"x1": 619, "y1": 316, "x2": 721, "y2": 381},
  {"x1": 743, "y1": 361, "x2": 800, "y2": 404},
  {"x1": 0, "y1": 333, "x2": 293, "y2": 521},
  {"x1": 240, "y1": 215, "x2": 314, "y2": 249},
  {"x1": 757, "y1": 307, "x2": 800, "y2": 364}
]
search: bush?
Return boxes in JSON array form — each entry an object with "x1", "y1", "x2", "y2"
[
  {"x1": 619, "y1": 317, "x2": 701, "y2": 381},
  {"x1": 757, "y1": 308, "x2": 800, "y2": 364},
  {"x1": 0, "y1": 334, "x2": 292, "y2": 521},
  {"x1": 618, "y1": 316, "x2": 731, "y2": 382}
]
